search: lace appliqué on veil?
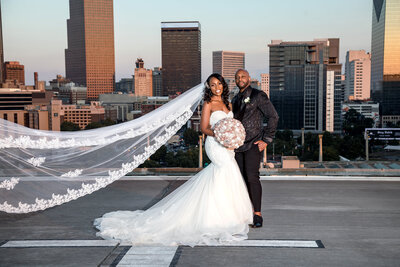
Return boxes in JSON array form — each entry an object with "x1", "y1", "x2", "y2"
[
  {"x1": 0, "y1": 109, "x2": 193, "y2": 213},
  {"x1": 0, "y1": 107, "x2": 191, "y2": 150},
  {"x1": 61, "y1": 169, "x2": 83, "y2": 178},
  {"x1": 27, "y1": 157, "x2": 46, "y2": 167},
  {"x1": 0, "y1": 178, "x2": 20, "y2": 190}
]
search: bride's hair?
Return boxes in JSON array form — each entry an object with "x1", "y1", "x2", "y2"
[{"x1": 204, "y1": 73, "x2": 230, "y2": 111}]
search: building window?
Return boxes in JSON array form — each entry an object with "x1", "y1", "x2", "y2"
[
  {"x1": 4, "y1": 114, "x2": 8, "y2": 120},
  {"x1": 14, "y1": 113, "x2": 18, "y2": 123}
]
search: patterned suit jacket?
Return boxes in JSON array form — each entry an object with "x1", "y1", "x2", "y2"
[{"x1": 232, "y1": 86, "x2": 279, "y2": 152}]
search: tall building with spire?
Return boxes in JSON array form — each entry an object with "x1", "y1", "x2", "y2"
[
  {"x1": 371, "y1": 0, "x2": 400, "y2": 116},
  {"x1": 161, "y1": 21, "x2": 201, "y2": 96},
  {"x1": 65, "y1": 0, "x2": 115, "y2": 100}
]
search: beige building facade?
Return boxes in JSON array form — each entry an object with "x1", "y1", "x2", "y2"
[
  {"x1": 134, "y1": 58, "x2": 153, "y2": 97},
  {"x1": 345, "y1": 50, "x2": 371, "y2": 100},
  {"x1": 51, "y1": 100, "x2": 105, "y2": 130},
  {"x1": 260, "y1": 73, "x2": 270, "y2": 97},
  {"x1": 213, "y1": 51, "x2": 245, "y2": 92}
]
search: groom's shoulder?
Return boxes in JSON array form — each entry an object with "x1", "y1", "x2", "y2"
[
  {"x1": 232, "y1": 93, "x2": 238, "y2": 101},
  {"x1": 250, "y1": 87, "x2": 266, "y2": 98}
]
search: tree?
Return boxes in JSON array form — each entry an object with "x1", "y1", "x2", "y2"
[
  {"x1": 150, "y1": 145, "x2": 167, "y2": 162},
  {"x1": 60, "y1": 121, "x2": 81, "y2": 131},
  {"x1": 102, "y1": 118, "x2": 116, "y2": 126},
  {"x1": 323, "y1": 146, "x2": 340, "y2": 161},
  {"x1": 340, "y1": 109, "x2": 373, "y2": 159},
  {"x1": 183, "y1": 128, "x2": 199, "y2": 146},
  {"x1": 139, "y1": 159, "x2": 161, "y2": 168},
  {"x1": 342, "y1": 109, "x2": 374, "y2": 136},
  {"x1": 340, "y1": 135, "x2": 364, "y2": 160},
  {"x1": 85, "y1": 119, "x2": 116, "y2": 130},
  {"x1": 275, "y1": 129, "x2": 293, "y2": 142},
  {"x1": 84, "y1": 121, "x2": 103, "y2": 130},
  {"x1": 271, "y1": 130, "x2": 297, "y2": 156},
  {"x1": 164, "y1": 147, "x2": 210, "y2": 168}
]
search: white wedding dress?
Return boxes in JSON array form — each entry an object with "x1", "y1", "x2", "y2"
[{"x1": 94, "y1": 110, "x2": 253, "y2": 246}]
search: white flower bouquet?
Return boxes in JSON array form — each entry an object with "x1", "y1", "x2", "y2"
[{"x1": 213, "y1": 118, "x2": 246, "y2": 149}]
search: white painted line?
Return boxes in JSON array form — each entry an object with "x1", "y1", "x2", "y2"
[
  {"x1": 117, "y1": 246, "x2": 178, "y2": 267},
  {"x1": 199, "y1": 240, "x2": 320, "y2": 247},
  {"x1": 1, "y1": 239, "x2": 119, "y2": 248},
  {"x1": 1, "y1": 239, "x2": 321, "y2": 248}
]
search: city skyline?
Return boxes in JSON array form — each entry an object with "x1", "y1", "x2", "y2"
[
  {"x1": 65, "y1": 0, "x2": 115, "y2": 100},
  {"x1": 3, "y1": 0, "x2": 371, "y2": 85}
]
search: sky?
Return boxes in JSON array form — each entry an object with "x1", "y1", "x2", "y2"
[{"x1": 2, "y1": 0, "x2": 372, "y2": 85}]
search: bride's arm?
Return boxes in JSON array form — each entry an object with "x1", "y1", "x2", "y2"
[{"x1": 200, "y1": 102, "x2": 214, "y2": 137}]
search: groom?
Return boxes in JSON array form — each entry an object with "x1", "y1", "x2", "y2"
[{"x1": 232, "y1": 69, "x2": 279, "y2": 228}]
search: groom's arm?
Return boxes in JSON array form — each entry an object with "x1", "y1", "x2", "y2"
[{"x1": 257, "y1": 92, "x2": 279, "y2": 144}]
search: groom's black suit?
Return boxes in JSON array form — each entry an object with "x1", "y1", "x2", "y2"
[{"x1": 232, "y1": 86, "x2": 278, "y2": 212}]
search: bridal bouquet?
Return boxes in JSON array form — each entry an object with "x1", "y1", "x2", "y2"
[{"x1": 213, "y1": 118, "x2": 246, "y2": 149}]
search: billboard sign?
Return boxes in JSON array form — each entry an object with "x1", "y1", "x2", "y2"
[{"x1": 365, "y1": 128, "x2": 400, "y2": 140}]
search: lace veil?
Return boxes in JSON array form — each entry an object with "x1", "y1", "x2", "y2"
[{"x1": 0, "y1": 84, "x2": 204, "y2": 213}]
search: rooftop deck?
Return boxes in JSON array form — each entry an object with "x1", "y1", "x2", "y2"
[{"x1": 1, "y1": 176, "x2": 400, "y2": 266}]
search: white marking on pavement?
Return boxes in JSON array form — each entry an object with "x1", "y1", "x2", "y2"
[
  {"x1": 1, "y1": 239, "x2": 321, "y2": 248},
  {"x1": 116, "y1": 246, "x2": 178, "y2": 267},
  {"x1": 202, "y1": 240, "x2": 320, "y2": 247},
  {"x1": 1, "y1": 239, "x2": 322, "y2": 266},
  {"x1": 1, "y1": 239, "x2": 119, "y2": 247}
]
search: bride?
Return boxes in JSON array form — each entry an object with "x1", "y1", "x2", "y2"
[{"x1": 94, "y1": 74, "x2": 253, "y2": 246}]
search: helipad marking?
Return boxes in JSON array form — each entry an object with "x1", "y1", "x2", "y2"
[
  {"x1": 1, "y1": 239, "x2": 119, "y2": 247},
  {"x1": 200, "y1": 239, "x2": 322, "y2": 247},
  {"x1": 1, "y1": 239, "x2": 323, "y2": 248},
  {"x1": 1, "y1": 239, "x2": 324, "y2": 266},
  {"x1": 116, "y1": 246, "x2": 178, "y2": 267}
]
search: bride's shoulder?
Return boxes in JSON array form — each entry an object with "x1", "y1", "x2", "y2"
[
  {"x1": 203, "y1": 101, "x2": 212, "y2": 110},
  {"x1": 202, "y1": 101, "x2": 213, "y2": 116}
]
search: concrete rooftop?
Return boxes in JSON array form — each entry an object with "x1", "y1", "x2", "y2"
[{"x1": 1, "y1": 176, "x2": 400, "y2": 266}]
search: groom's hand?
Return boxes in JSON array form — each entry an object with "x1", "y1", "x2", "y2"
[{"x1": 254, "y1": 140, "x2": 267, "y2": 152}]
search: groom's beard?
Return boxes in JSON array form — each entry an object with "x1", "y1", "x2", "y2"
[{"x1": 237, "y1": 82, "x2": 250, "y2": 90}]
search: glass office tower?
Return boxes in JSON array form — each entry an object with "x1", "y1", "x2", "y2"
[
  {"x1": 371, "y1": 0, "x2": 400, "y2": 115},
  {"x1": 268, "y1": 39, "x2": 341, "y2": 131},
  {"x1": 161, "y1": 22, "x2": 201, "y2": 96}
]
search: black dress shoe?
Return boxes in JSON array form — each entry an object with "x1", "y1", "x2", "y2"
[{"x1": 252, "y1": 215, "x2": 263, "y2": 228}]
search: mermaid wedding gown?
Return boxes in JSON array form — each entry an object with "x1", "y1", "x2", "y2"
[{"x1": 94, "y1": 110, "x2": 253, "y2": 246}]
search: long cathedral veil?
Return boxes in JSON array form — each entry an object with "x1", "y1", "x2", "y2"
[{"x1": 0, "y1": 84, "x2": 204, "y2": 213}]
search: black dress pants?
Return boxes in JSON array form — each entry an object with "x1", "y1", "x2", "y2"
[{"x1": 235, "y1": 144, "x2": 262, "y2": 212}]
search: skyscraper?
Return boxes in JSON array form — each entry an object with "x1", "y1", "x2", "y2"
[
  {"x1": 268, "y1": 38, "x2": 341, "y2": 131},
  {"x1": 371, "y1": 0, "x2": 400, "y2": 116},
  {"x1": 65, "y1": 0, "x2": 115, "y2": 101},
  {"x1": 0, "y1": 2, "x2": 4, "y2": 84},
  {"x1": 260, "y1": 73, "x2": 270, "y2": 97},
  {"x1": 134, "y1": 58, "x2": 153, "y2": 97},
  {"x1": 152, "y1": 67, "x2": 163, "y2": 96},
  {"x1": 161, "y1": 21, "x2": 201, "y2": 96},
  {"x1": 4, "y1": 61, "x2": 25, "y2": 85},
  {"x1": 345, "y1": 50, "x2": 371, "y2": 101},
  {"x1": 212, "y1": 51, "x2": 245, "y2": 92}
]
